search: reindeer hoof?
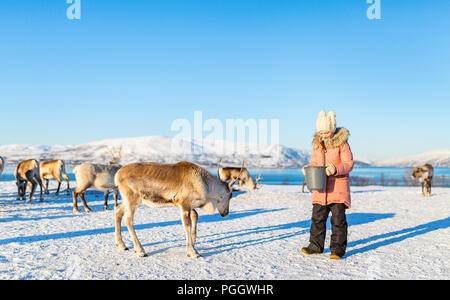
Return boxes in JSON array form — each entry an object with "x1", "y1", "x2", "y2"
[
  {"x1": 116, "y1": 243, "x2": 128, "y2": 251},
  {"x1": 187, "y1": 250, "x2": 201, "y2": 259},
  {"x1": 73, "y1": 209, "x2": 81, "y2": 214},
  {"x1": 26, "y1": 199, "x2": 31, "y2": 203},
  {"x1": 135, "y1": 250, "x2": 147, "y2": 257},
  {"x1": 104, "y1": 206, "x2": 109, "y2": 211}
]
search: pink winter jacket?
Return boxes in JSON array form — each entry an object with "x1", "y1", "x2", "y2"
[{"x1": 309, "y1": 128, "x2": 354, "y2": 208}]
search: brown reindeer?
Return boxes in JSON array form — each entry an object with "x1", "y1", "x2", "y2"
[
  {"x1": 114, "y1": 161, "x2": 242, "y2": 258},
  {"x1": 14, "y1": 159, "x2": 44, "y2": 202},
  {"x1": 411, "y1": 164, "x2": 434, "y2": 196},
  {"x1": 40, "y1": 160, "x2": 70, "y2": 196},
  {"x1": 217, "y1": 159, "x2": 262, "y2": 189}
]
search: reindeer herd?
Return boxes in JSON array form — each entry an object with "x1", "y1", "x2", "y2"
[
  {"x1": 0, "y1": 148, "x2": 265, "y2": 258},
  {"x1": 0, "y1": 149, "x2": 436, "y2": 258}
]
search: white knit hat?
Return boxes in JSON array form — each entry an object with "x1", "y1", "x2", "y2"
[{"x1": 316, "y1": 110, "x2": 336, "y2": 133}]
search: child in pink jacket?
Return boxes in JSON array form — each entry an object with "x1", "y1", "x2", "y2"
[{"x1": 302, "y1": 111, "x2": 354, "y2": 259}]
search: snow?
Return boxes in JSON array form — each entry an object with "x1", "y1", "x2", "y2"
[{"x1": 0, "y1": 180, "x2": 448, "y2": 280}]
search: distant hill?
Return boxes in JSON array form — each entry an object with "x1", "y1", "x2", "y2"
[
  {"x1": 374, "y1": 149, "x2": 450, "y2": 168},
  {"x1": 0, "y1": 137, "x2": 448, "y2": 168}
]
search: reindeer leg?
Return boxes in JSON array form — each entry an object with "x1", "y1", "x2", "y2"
[
  {"x1": 27, "y1": 182, "x2": 32, "y2": 200},
  {"x1": 72, "y1": 190, "x2": 81, "y2": 214},
  {"x1": 113, "y1": 188, "x2": 118, "y2": 208},
  {"x1": 124, "y1": 203, "x2": 146, "y2": 257},
  {"x1": 43, "y1": 178, "x2": 50, "y2": 195},
  {"x1": 103, "y1": 190, "x2": 110, "y2": 210},
  {"x1": 79, "y1": 192, "x2": 92, "y2": 213},
  {"x1": 55, "y1": 178, "x2": 62, "y2": 196},
  {"x1": 28, "y1": 181, "x2": 36, "y2": 203},
  {"x1": 114, "y1": 204, "x2": 128, "y2": 251},
  {"x1": 37, "y1": 177, "x2": 44, "y2": 201},
  {"x1": 62, "y1": 174, "x2": 70, "y2": 195},
  {"x1": 190, "y1": 209, "x2": 198, "y2": 244},
  {"x1": 180, "y1": 207, "x2": 200, "y2": 258},
  {"x1": 421, "y1": 182, "x2": 425, "y2": 196}
]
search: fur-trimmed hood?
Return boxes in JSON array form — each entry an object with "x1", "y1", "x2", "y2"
[{"x1": 313, "y1": 127, "x2": 349, "y2": 149}]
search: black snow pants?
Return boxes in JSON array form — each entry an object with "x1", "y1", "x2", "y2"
[{"x1": 308, "y1": 203, "x2": 348, "y2": 257}]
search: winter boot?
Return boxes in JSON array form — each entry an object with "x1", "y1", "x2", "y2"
[
  {"x1": 330, "y1": 253, "x2": 343, "y2": 260},
  {"x1": 301, "y1": 246, "x2": 323, "y2": 255}
]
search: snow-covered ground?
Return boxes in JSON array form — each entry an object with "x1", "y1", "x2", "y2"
[{"x1": 0, "y1": 180, "x2": 448, "y2": 280}]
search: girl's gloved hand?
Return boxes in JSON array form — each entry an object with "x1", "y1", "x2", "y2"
[{"x1": 325, "y1": 164, "x2": 337, "y2": 176}]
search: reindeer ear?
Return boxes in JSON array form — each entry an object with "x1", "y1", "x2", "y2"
[{"x1": 200, "y1": 201, "x2": 216, "y2": 214}]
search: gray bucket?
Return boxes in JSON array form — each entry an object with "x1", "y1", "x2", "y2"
[{"x1": 305, "y1": 166, "x2": 327, "y2": 191}]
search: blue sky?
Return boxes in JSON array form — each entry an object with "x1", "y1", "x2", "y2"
[{"x1": 0, "y1": 0, "x2": 449, "y2": 159}]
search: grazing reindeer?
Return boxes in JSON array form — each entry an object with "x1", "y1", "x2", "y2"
[
  {"x1": 217, "y1": 159, "x2": 262, "y2": 189},
  {"x1": 114, "y1": 161, "x2": 243, "y2": 258},
  {"x1": 0, "y1": 156, "x2": 5, "y2": 176},
  {"x1": 411, "y1": 164, "x2": 434, "y2": 196},
  {"x1": 40, "y1": 160, "x2": 70, "y2": 196},
  {"x1": 14, "y1": 159, "x2": 44, "y2": 202},
  {"x1": 72, "y1": 147, "x2": 123, "y2": 213}
]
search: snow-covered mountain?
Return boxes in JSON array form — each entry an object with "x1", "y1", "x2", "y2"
[
  {"x1": 0, "y1": 136, "x2": 310, "y2": 168},
  {"x1": 0, "y1": 137, "x2": 448, "y2": 168},
  {"x1": 374, "y1": 149, "x2": 450, "y2": 168}
]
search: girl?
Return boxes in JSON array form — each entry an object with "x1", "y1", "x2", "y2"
[{"x1": 301, "y1": 111, "x2": 354, "y2": 259}]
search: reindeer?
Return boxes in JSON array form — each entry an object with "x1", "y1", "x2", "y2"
[
  {"x1": 217, "y1": 159, "x2": 262, "y2": 189},
  {"x1": 0, "y1": 156, "x2": 5, "y2": 176},
  {"x1": 302, "y1": 179, "x2": 308, "y2": 193},
  {"x1": 14, "y1": 159, "x2": 44, "y2": 202},
  {"x1": 72, "y1": 147, "x2": 123, "y2": 213},
  {"x1": 114, "y1": 161, "x2": 243, "y2": 258},
  {"x1": 411, "y1": 164, "x2": 434, "y2": 196},
  {"x1": 40, "y1": 160, "x2": 70, "y2": 196}
]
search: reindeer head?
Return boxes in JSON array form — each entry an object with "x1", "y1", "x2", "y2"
[
  {"x1": 254, "y1": 175, "x2": 263, "y2": 189},
  {"x1": 411, "y1": 167, "x2": 421, "y2": 179},
  {"x1": 16, "y1": 180, "x2": 27, "y2": 199},
  {"x1": 215, "y1": 159, "x2": 245, "y2": 216},
  {"x1": 108, "y1": 146, "x2": 123, "y2": 165}
]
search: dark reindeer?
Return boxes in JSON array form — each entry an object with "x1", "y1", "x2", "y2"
[
  {"x1": 15, "y1": 159, "x2": 44, "y2": 202},
  {"x1": 411, "y1": 164, "x2": 434, "y2": 196}
]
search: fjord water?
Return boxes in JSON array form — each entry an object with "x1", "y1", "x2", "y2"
[{"x1": 1, "y1": 166, "x2": 449, "y2": 187}]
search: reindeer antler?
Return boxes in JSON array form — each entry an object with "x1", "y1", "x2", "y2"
[
  {"x1": 255, "y1": 174, "x2": 263, "y2": 183},
  {"x1": 108, "y1": 146, "x2": 123, "y2": 164},
  {"x1": 228, "y1": 160, "x2": 245, "y2": 189}
]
